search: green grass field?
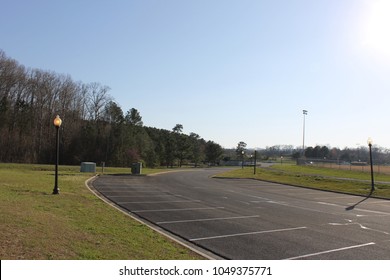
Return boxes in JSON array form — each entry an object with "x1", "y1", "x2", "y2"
[
  {"x1": 216, "y1": 164, "x2": 390, "y2": 199},
  {"x1": 0, "y1": 163, "x2": 203, "y2": 260}
]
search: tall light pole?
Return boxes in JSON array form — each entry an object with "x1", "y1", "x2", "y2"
[
  {"x1": 367, "y1": 137, "x2": 375, "y2": 193},
  {"x1": 302, "y1": 110, "x2": 308, "y2": 157},
  {"x1": 254, "y1": 150, "x2": 257, "y2": 175},
  {"x1": 53, "y1": 115, "x2": 62, "y2": 195}
]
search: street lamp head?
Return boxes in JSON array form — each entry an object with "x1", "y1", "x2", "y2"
[
  {"x1": 53, "y1": 115, "x2": 62, "y2": 127},
  {"x1": 303, "y1": 110, "x2": 308, "y2": 115},
  {"x1": 367, "y1": 137, "x2": 373, "y2": 146}
]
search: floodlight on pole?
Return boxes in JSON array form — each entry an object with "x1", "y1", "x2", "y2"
[{"x1": 302, "y1": 110, "x2": 308, "y2": 156}]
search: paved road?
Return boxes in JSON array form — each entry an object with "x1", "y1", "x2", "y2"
[{"x1": 92, "y1": 168, "x2": 390, "y2": 259}]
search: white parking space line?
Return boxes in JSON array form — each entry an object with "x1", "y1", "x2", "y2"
[
  {"x1": 285, "y1": 242, "x2": 376, "y2": 260},
  {"x1": 274, "y1": 201, "x2": 390, "y2": 217},
  {"x1": 100, "y1": 190, "x2": 162, "y2": 193},
  {"x1": 120, "y1": 200, "x2": 201, "y2": 204},
  {"x1": 317, "y1": 202, "x2": 339, "y2": 206},
  {"x1": 157, "y1": 215, "x2": 260, "y2": 225},
  {"x1": 314, "y1": 196, "x2": 358, "y2": 200},
  {"x1": 107, "y1": 194, "x2": 174, "y2": 198},
  {"x1": 267, "y1": 189, "x2": 311, "y2": 194},
  {"x1": 353, "y1": 208, "x2": 390, "y2": 216},
  {"x1": 245, "y1": 194, "x2": 270, "y2": 200},
  {"x1": 97, "y1": 187, "x2": 151, "y2": 190},
  {"x1": 132, "y1": 207, "x2": 225, "y2": 213},
  {"x1": 318, "y1": 201, "x2": 390, "y2": 216},
  {"x1": 363, "y1": 201, "x2": 390, "y2": 205},
  {"x1": 190, "y1": 226, "x2": 307, "y2": 241},
  {"x1": 255, "y1": 202, "x2": 340, "y2": 216}
]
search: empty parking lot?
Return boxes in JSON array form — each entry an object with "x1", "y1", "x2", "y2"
[{"x1": 92, "y1": 168, "x2": 390, "y2": 259}]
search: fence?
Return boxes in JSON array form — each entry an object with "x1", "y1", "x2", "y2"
[{"x1": 296, "y1": 158, "x2": 390, "y2": 175}]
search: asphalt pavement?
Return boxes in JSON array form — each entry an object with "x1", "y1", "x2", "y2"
[{"x1": 92, "y1": 168, "x2": 390, "y2": 259}]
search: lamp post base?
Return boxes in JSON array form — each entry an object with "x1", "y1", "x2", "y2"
[{"x1": 52, "y1": 187, "x2": 60, "y2": 195}]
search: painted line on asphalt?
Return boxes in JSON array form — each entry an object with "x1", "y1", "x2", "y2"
[
  {"x1": 255, "y1": 202, "x2": 339, "y2": 216},
  {"x1": 353, "y1": 208, "x2": 390, "y2": 216},
  {"x1": 318, "y1": 201, "x2": 390, "y2": 216},
  {"x1": 362, "y1": 200, "x2": 390, "y2": 205},
  {"x1": 97, "y1": 186, "x2": 150, "y2": 189},
  {"x1": 285, "y1": 242, "x2": 376, "y2": 260},
  {"x1": 314, "y1": 196, "x2": 357, "y2": 200},
  {"x1": 190, "y1": 226, "x2": 307, "y2": 241},
  {"x1": 245, "y1": 194, "x2": 270, "y2": 200},
  {"x1": 133, "y1": 207, "x2": 225, "y2": 213},
  {"x1": 107, "y1": 194, "x2": 175, "y2": 198},
  {"x1": 317, "y1": 202, "x2": 339, "y2": 206},
  {"x1": 120, "y1": 200, "x2": 201, "y2": 204},
  {"x1": 99, "y1": 190, "x2": 161, "y2": 193},
  {"x1": 157, "y1": 215, "x2": 260, "y2": 225},
  {"x1": 263, "y1": 200, "x2": 390, "y2": 217}
]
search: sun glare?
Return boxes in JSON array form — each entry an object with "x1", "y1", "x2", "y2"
[{"x1": 360, "y1": 0, "x2": 390, "y2": 60}]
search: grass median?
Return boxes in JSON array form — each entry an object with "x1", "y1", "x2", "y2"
[
  {"x1": 215, "y1": 164, "x2": 390, "y2": 199},
  {"x1": 0, "y1": 163, "x2": 203, "y2": 260}
]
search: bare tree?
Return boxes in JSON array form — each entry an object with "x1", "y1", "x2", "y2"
[{"x1": 86, "y1": 82, "x2": 111, "y2": 122}]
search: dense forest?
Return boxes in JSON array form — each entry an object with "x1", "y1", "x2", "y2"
[{"x1": 0, "y1": 50, "x2": 223, "y2": 167}]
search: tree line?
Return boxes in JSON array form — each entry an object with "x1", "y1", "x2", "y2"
[
  {"x1": 0, "y1": 50, "x2": 223, "y2": 167},
  {"x1": 259, "y1": 144, "x2": 390, "y2": 165}
]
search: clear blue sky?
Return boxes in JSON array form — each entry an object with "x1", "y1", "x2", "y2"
[{"x1": 1, "y1": 0, "x2": 390, "y2": 149}]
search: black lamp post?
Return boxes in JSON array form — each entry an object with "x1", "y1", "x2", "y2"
[
  {"x1": 53, "y1": 115, "x2": 62, "y2": 195},
  {"x1": 241, "y1": 150, "x2": 245, "y2": 169},
  {"x1": 367, "y1": 137, "x2": 375, "y2": 193}
]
